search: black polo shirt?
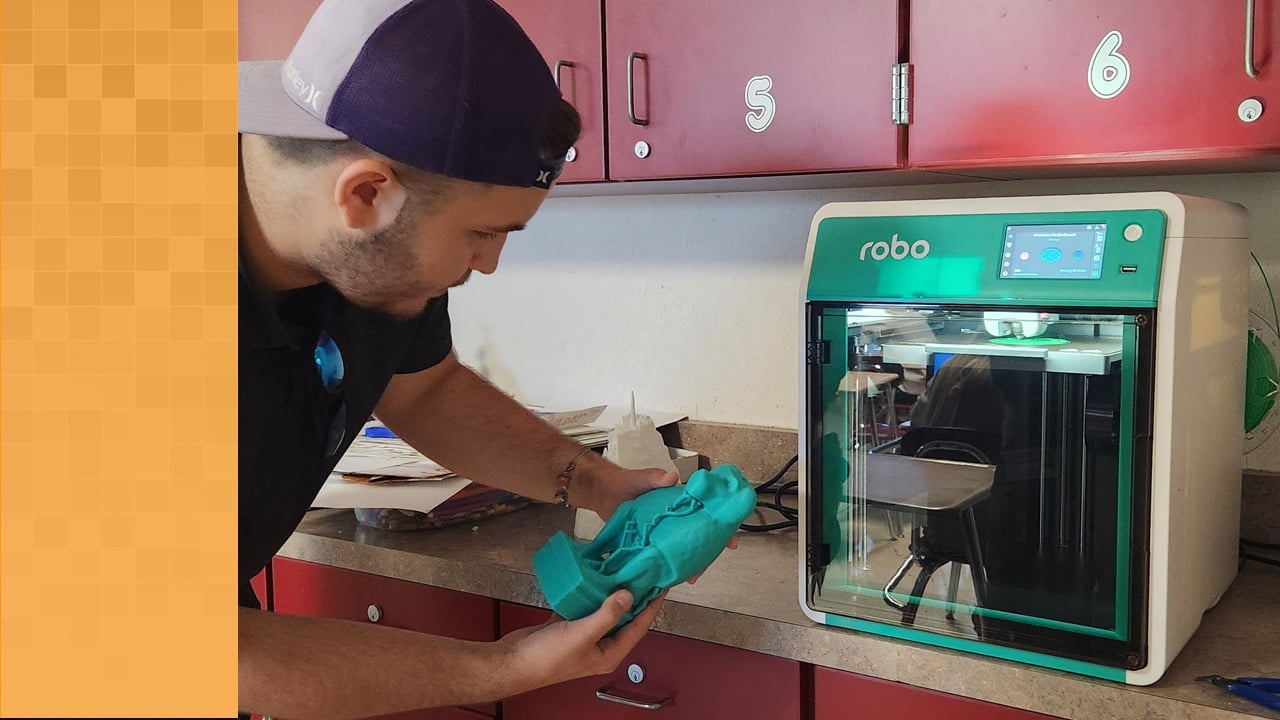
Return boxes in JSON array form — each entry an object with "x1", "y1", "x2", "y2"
[{"x1": 238, "y1": 256, "x2": 452, "y2": 609}]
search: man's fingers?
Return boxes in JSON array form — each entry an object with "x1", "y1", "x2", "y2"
[
  {"x1": 599, "y1": 591, "x2": 665, "y2": 657},
  {"x1": 569, "y1": 589, "x2": 633, "y2": 642}
]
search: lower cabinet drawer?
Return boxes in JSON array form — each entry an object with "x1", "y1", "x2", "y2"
[
  {"x1": 270, "y1": 557, "x2": 498, "y2": 719},
  {"x1": 814, "y1": 666, "x2": 1061, "y2": 720},
  {"x1": 256, "y1": 710, "x2": 488, "y2": 720},
  {"x1": 499, "y1": 602, "x2": 802, "y2": 720},
  {"x1": 331, "y1": 709, "x2": 491, "y2": 720}
]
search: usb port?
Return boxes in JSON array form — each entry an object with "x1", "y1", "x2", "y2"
[{"x1": 1120, "y1": 265, "x2": 1138, "y2": 274}]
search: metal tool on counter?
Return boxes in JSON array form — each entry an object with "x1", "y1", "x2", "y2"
[{"x1": 1195, "y1": 675, "x2": 1280, "y2": 712}]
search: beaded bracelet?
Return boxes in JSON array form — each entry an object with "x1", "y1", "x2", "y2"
[{"x1": 553, "y1": 446, "x2": 593, "y2": 507}]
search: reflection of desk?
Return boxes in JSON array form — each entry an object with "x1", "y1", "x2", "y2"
[
  {"x1": 839, "y1": 371, "x2": 899, "y2": 392},
  {"x1": 862, "y1": 453, "x2": 993, "y2": 511},
  {"x1": 839, "y1": 371, "x2": 900, "y2": 443},
  {"x1": 882, "y1": 337, "x2": 1123, "y2": 376},
  {"x1": 859, "y1": 453, "x2": 994, "y2": 624}
]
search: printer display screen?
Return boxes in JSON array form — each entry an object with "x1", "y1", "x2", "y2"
[{"x1": 1000, "y1": 223, "x2": 1106, "y2": 279}]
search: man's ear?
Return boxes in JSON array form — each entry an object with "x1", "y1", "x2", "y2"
[{"x1": 333, "y1": 158, "x2": 408, "y2": 233}]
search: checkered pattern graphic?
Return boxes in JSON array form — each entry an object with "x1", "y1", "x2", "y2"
[{"x1": 1, "y1": 1, "x2": 237, "y2": 715}]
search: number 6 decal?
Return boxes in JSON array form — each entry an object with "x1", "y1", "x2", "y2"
[
  {"x1": 745, "y1": 75, "x2": 775, "y2": 132},
  {"x1": 1089, "y1": 30, "x2": 1130, "y2": 99}
]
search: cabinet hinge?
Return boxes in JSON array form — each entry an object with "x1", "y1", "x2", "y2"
[
  {"x1": 807, "y1": 340, "x2": 831, "y2": 365},
  {"x1": 892, "y1": 62, "x2": 912, "y2": 126}
]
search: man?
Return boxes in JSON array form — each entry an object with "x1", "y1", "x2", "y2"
[{"x1": 237, "y1": 1, "x2": 684, "y2": 717}]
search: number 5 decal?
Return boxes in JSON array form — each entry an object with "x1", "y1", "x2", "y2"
[
  {"x1": 745, "y1": 74, "x2": 775, "y2": 132},
  {"x1": 1089, "y1": 30, "x2": 1131, "y2": 99}
]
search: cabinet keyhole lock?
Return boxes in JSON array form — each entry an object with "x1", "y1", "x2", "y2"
[
  {"x1": 626, "y1": 663, "x2": 645, "y2": 684},
  {"x1": 1239, "y1": 97, "x2": 1264, "y2": 123},
  {"x1": 367, "y1": 604, "x2": 382, "y2": 623},
  {"x1": 634, "y1": 140, "x2": 651, "y2": 159}
]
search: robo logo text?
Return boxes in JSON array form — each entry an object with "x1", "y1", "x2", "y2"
[{"x1": 859, "y1": 234, "x2": 931, "y2": 261}]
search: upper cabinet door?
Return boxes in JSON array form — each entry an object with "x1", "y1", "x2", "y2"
[
  {"x1": 238, "y1": 0, "x2": 324, "y2": 61},
  {"x1": 604, "y1": 0, "x2": 904, "y2": 181},
  {"x1": 498, "y1": 0, "x2": 607, "y2": 183},
  {"x1": 908, "y1": 0, "x2": 1280, "y2": 170}
]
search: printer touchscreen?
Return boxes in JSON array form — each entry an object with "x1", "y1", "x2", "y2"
[{"x1": 1001, "y1": 223, "x2": 1107, "y2": 279}]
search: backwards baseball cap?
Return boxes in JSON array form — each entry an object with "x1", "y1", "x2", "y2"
[{"x1": 238, "y1": 0, "x2": 567, "y2": 189}]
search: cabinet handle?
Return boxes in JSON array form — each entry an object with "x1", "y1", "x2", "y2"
[
  {"x1": 553, "y1": 59, "x2": 574, "y2": 91},
  {"x1": 1246, "y1": 0, "x2": 1259, "y2": 78},
  {"x1": 595, "y1": 683, "x2": 671, "y2": 710},
  {"x1": 627, "y1": 51, "x2": 650, "y2": 126}
]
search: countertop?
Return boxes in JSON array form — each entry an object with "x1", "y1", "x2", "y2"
[{"x1": 281, "y1": 504, "x2": 1280, "y2": 720}]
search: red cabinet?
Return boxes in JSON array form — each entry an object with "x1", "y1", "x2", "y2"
[
  {"x1": 250, "y1": 567, "x2": 270, "y2": 610},
  {"x1": 496, "y1": 0, "x2": 608, "y2": 183},
  {"x1": 603, "y1": 0, "x2": 903, "y2": 180},
  {"x1": 499, "y1": 602, "x2": 801, "y2": 720},
  {"x1": 238, "y1": 1, "x2": 1279, "y2": 182},
  {"x1": 238, "y1": 0, "x2": 324, "y2": 61},
  {"x1": 814, "y1": 666, "x2": 1060, "y2": 720},
  {"x1": 271, "y1": 558, "x2": 496, "y2": 640},
  {"x1": 271, "y1": 558, "x2": 498, "y2": 718},
  {"x1": 908, "y1": 0, "x2": 1280, "y2": 171}
]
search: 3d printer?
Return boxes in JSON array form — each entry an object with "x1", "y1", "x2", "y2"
[{"x1": 798, "y1": 193, "x2": 1248, "y2": 684}]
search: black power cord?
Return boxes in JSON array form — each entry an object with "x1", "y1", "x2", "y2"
[
  {"x1": 1240, "y1": 538, "x2": 1280, "y2": 569},
  {"x1": 739, "y1": 454, "x2": 800, "y2": 532}
]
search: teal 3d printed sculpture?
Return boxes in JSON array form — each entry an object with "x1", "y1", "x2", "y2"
[{"x1": 533, "y1": 464, "x2": 757, "y2": 628}]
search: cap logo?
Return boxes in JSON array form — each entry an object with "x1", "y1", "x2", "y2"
[
  {"x1": 284, "y1": 59, "x2": 325, "y2": 113},
  {"x1": 531, "y1": 156, "x2": 565, "y2": 189}
]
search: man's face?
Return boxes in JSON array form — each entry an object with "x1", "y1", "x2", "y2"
[{"x1": 313, "y1": 181, "x2": 548, "y2": 318}]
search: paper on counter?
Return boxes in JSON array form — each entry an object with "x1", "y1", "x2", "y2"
[
  {"x1": 535, "y1": 404, "x2": 607, "y2": 429},
  {"x1": 312, "y1": 472, "x2": 472, "y2": 513},
  {"x1": 312, "y1": 401, "x2": 690, "y2": 514},
  {"x1": 326, "y1": 401, "x2": 686, "y2": 492},
  {"x1": 529, "y1": 403, "x2": 684, "y2": 432},
  {"x1": 333, "y1": 426, "x2": 455, "y2": 480},
  {"x1": 588, "y1": 404, "x2": 686, "y2": 430},
  {"x1": 534, "y1": 403, "x2": 686, "y2": 449}
]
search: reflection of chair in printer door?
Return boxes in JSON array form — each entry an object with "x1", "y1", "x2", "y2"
[
  {"x1": 884, "y1": 354, "x2": 1005, "y2": 628},
  {"x1": 883, "y1": 426, "x2": 1002, "y2": 629}
]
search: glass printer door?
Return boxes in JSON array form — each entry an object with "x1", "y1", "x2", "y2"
[{"x1": 805, "y1": 304, "x2": 1151, "y2": 669}]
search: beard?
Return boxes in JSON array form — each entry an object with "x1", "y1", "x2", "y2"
[{"x1": 312, "y1": 213, "x2": 438, "y2": 319}]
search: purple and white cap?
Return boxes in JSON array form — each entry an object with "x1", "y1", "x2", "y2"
[{"x1": 238, "y1": 0, "x2": 565, "y2": 189}]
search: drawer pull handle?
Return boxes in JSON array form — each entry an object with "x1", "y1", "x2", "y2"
[
  {"x1": 595, "y1": 683, "x2": 671, "y2": 710},
  {"x1": 553, "y1": 59, "x2": 574, "y2": 91},
  {"x1": 626, "y1": 51, "x2": 649, "y2": 126},
  {"x1": 1246, "y1": 0, "x2": 1259, "y2": 78}
]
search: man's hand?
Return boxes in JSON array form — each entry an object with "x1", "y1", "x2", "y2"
[
  {"x1": 584, "y1": 464, "x2": 679, "y2": 521},
  {"x1": 498, "y1": 589, "x2": 667, "y2": 694}
]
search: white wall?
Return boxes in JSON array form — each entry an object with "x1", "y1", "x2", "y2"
[{"x1": 448, "y1": 171, "x2": 1280, "y2": 471}]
